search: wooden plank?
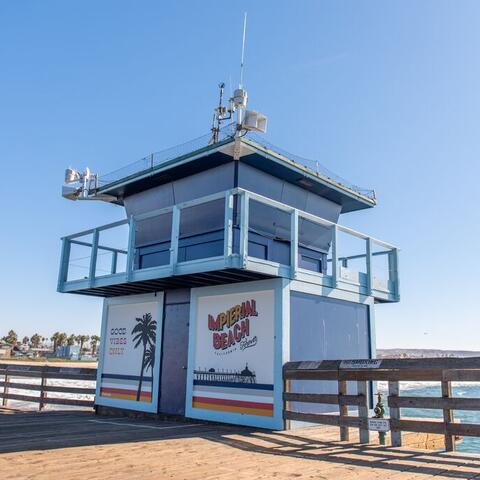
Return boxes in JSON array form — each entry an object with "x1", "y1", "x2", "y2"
[
  {"x1": 283, "y1": 370, "x2": 339, "y2": 381},
  {"x1": 283, "y1": 357, "x2": 480, "y2": 374},
  {"x1": 443, "y1": 369, "x2": 480, "y2": 382},
  {"x1": 447, "y1": 422, "x2": 480, "y2": 437},
  {"x1": 389, "y1": 381, "x2": 402, "y2": 447},
  {"x1": 0, "y1": 392, "x2": 94, "y2": 408},
  {"x1": 388, "y1": 395, "x2": 480, "y2": 411},
  {"x1": 283, "y1": 392, "x2": 365, "y2": 406},
  {"x1": 284, "y1": 410, "x2": 366, "y2": 429},
  {"x1": 0, "y1": 381, "x2": 95, "y2": 395},
  {"x1": 390, "y1": 419, "x2": 445, "y2": 435},
  {"x1": 1, "y1": 393, "x2": 41, "y2": 403},
  {"x1": 338, "y1": 380, "x2": 349, "y2": 441},
  {"x1": 442, "y1": 380, "x2": 454, "y2": 452},
  {"x1": 357, "y1": 380, "x2": 369, "y2": 444},
  {"x1": 41, "y1": 397, "x2": 95, "y2": 408}
]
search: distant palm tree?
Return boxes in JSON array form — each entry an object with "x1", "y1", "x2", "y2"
[
  {"x1": 30, "y1": 333, "x2": 42, "y2": 349},
  {"x1": 131, "y1": 313, "x2": 156, "y2": 401},
  {"x1": 67, "y1": 334, "x2": 76, "y2": 346},
  {"x1": 50, "y1": 332, "x2": 60, "y2": 351},
  {"x1": 90, "y1": 335, "x2": 100, "y2": 355},
  {"x1": 75, "y1": 335, "x2": 90, "y2": 354}
]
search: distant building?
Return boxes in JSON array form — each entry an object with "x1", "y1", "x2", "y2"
[
  {"x1": 56, "y1": 345, "x2": 81, "y2": 360},
  {"x1": 0, "y1": 342, "x2": 12, "y2": 358}
]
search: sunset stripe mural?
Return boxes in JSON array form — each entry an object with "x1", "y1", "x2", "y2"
[{"x1": 192, "y1": 381, "x2": 274, "y2": 417}]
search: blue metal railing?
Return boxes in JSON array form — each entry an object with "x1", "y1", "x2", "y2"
[{"x1": 58, "y1": 188, "x2": 399, "y2": 300}]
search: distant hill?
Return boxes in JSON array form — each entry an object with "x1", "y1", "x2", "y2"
[{"x1": 377, "y1": 348, "x2": 480, "y2": 359}]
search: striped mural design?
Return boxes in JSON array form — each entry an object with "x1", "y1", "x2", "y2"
[
  {"x1": 100, "y1": 373, "x2": 153, "y2": 403},
  {"x1": 192, "y1": 380, "x2": 274, "y2": 416}
]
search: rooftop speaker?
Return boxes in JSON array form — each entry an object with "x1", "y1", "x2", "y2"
[{"x1": 243, "y1": 110, "x2": 267, "y2": 133}]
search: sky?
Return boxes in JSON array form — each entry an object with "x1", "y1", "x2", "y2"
[{"x1": 0, "y1": 1, "x2": 479, "y2": 350}]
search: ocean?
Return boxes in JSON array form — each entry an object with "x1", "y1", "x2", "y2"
[{"x1": 378, "y1": 381, "x2": 480, "y2": 453}]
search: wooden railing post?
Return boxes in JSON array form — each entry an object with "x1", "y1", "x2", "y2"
[
  {"x1": 2, "y1": 366, "x2": 9, "y2": 407},
  {"x1": 357, "y1": 380, "x2": 370, "y2": 444},
  {"x1": 338, "y1": 380, "x2": 349, "y2": 441},
  {"x1": 39, "y1": 366, "x2": 47, "y2": 411},
  {"x1": 284, "y1": 376, "x2": 291, "y2": 430},
  {"x1": 389, "y1": 380, "x2": 402, "y2": 447},
  {"x1": 442, "y1": 376, "x2": 455, "y2": 452}
]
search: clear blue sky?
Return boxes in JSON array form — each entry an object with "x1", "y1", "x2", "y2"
[{"x1": 1, "y1": 1, "x2": 479, "y2": 349}]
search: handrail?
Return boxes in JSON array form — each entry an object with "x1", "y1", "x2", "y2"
[
  {"x1": 58, "y1": 187, "x2": 399, "y2": 301},
  {"x1": 0, "y1": 363, "x2": 97, "y2": 410},
  {"x1": 62, "y1": 188, "x2": 398, "y2": 251},
  {"x1": 283, "y1": 358, "x2": 480, "y2": 452}
]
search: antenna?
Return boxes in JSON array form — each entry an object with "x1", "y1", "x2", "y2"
[
  {"x1": 208, "y1": 12, "x2": 267, "y2": 143},
  {"x1": 239, "y1": 12, "x2": 247, "y2": 88}
]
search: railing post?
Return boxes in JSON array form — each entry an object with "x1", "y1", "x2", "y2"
[
  {"x1": 357, "y1": 380, "x2": 370, "y2": 444},
  {"x1": 170, "y1": 206, "x2": 180, "y2": 274},
  {"x1": 389, "y1": 380, "x2": 402, "y2": 447},
  {"x1": 57, "y1": 238, "x2": 71, "y2": 291},
  {"x1": 2, "y1": 367, "x2": 9, "y2": 407},
  {"x1": 39, "y1": 366, "x2": 47, "y2": 411},
  {"x1": 110, "y1": 251, "x2": 118, "y2": 274},
  {"x1": 88, "y1": 228, "x2": 99, "y2": 287},
  {"x1": 338, "y1": 379, "x2": 349, "y2": 441},
  {"x1": 389, "y1": 248, "x2": 400, "y2": 300},
  {"x1": 284, "y1": 376, "x2": 291, "y2": 430},
  {"x1": 332, "y1": 225, "x2": 338, "y2": 287},
  {"x1": 442, "y1": 376, "x2": 455, "y2": 452},
  {"x1": 224, "y1": 191, "x2": 234, "y2": 263},
  {"x1": 239, "y1": 192, "x2": 250, "y2": 268},
  {"x1": 126, "y1": 216, "x2": 136, "y2": 282},
  {"x1": 290, "y1": 210, "x2": 299, "y2": 279},
  {"x1": 365, "y1": 238, "x2": 372, "y2": 296}
]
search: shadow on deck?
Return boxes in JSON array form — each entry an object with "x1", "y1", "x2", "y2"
[{"x1": 1, "y1": 409, "x2": 479, "y2": 479}]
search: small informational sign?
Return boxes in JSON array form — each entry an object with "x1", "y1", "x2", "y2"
[
  {"x1": 298, "y1": 361, "x2": 322, "y2": 370},
  {"x1": 340, "y1": 359, "x2": 383, "y2": 369},
  {"x1": 368, "y1": 418, "x2": 390, "y2": 432}
]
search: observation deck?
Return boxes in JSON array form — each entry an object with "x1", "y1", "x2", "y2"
[{"x1": 57, "y1": 187, "x2": 399, "y2": 302}]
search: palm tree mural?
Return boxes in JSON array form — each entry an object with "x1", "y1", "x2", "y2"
[{"x1": 131, "y1": 312, "x2": 156, "y2": 401}]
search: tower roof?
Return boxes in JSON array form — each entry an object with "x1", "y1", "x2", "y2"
[{"x1": 95, "y1": 128, "x2": 376, "y2": 213}]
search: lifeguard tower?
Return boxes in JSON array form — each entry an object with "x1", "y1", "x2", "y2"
[{"x1": 58, "y1": 83, "x2": 399, "y2": 429}]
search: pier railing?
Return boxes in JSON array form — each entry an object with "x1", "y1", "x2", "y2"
[
  {"x1": 283, "y1": 357, "x2": 480, "y2": 452},
  {"x1": 0, "y1": 363, "x2": 96, "y2": 410}
]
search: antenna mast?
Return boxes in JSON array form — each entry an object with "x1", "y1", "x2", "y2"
[
  {"x1": 239, "y1": 12, "x2": 247, "y2": 89},
  {"x1": 209, "y1": 12, "x2": 267, "y2": 144}
]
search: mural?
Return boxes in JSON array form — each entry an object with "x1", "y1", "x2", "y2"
[
  {"x1": 131, "y1": 312, "x2": 157, "y2": 402},
  {"x1": 191, "y1": 289, "x2": 275, "y2": 417},
  {"x1": 99, "y1": 301, "x2": 159, "y2": 404}
]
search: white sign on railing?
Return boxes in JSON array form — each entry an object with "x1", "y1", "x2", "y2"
[
  {"x1": 340, "y1": 359, "x2": 383, "y2": 369},
  {"x1": 368, "y1": 418, "x2": 390, "y2": 432}
]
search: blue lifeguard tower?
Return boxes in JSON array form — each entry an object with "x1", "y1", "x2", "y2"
[{"x1": 58, "y1": 84, "x2": 399, "y2": 429}]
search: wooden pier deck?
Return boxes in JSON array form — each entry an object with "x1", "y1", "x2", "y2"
[{"x1": 0, "y1": 409, "x2": 479, "y2": 480}]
